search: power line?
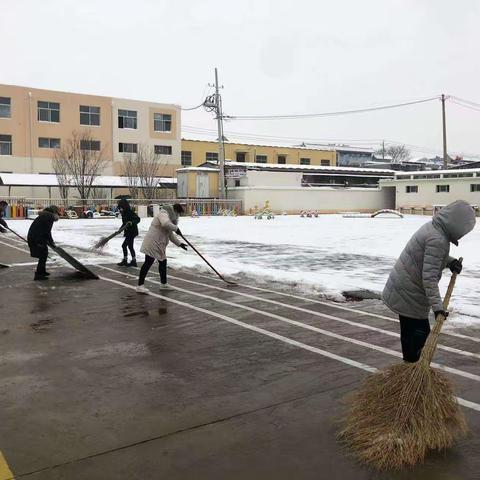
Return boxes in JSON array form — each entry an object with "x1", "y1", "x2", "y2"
[
  {"x1": 181, "y1": 102, "x2": 205, "y2": 111},
  {"x1": 228, "y1": 96, "x2": 441, "y2": 121}
]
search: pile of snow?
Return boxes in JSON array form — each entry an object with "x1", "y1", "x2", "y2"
[{"x1": 9, "y1": 214, "x2": 480, "y2": 330}]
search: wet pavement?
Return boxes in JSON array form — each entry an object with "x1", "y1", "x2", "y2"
[{"x1": 0, "y1": 234, "x2": 479, "y2": 480}]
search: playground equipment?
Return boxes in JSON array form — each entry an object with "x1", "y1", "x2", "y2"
[
  {"x1": 253, "y1": 200, "x2": 275, "y2": 220},
  {"x1": 343, "y1": 209, "x2": 404, "y2": 219}
]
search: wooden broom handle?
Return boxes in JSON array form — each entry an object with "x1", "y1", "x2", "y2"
[{"x1": 442, "y1": 257, "x2": 462, "y2": 310}]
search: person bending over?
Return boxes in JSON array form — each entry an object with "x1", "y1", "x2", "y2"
[{"x1": 382, "y1": 200, "x2": 475, "y2": 362}]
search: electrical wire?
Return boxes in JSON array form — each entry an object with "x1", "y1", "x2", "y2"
[
  {"x1": 448, "y1": 99, "x2": 480, "y2": 113},
  {"x1": 228, "y1": 96, "x2": 441, "y2": 121}
]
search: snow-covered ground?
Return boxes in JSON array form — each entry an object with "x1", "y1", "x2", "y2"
[{"x1": 7, "y1": 214, "x2": 480, "y2": 330}]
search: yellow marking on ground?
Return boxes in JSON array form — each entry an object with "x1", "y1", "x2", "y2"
[{"x1": 0, "y1": 451, "x2": 13, "y2": 480}]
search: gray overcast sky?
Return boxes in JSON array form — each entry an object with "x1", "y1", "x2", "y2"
[{"x1": 2, "y1": 0, "x2": 480, "y2": 157}]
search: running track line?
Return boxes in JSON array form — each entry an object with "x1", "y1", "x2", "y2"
[
  {"x1": 99, "y1": 266, "x2": 480, "y2": 383},
  {"x1": 5, "y1": 234, "x2": 479, "y2": 344},
  {"x1": 98, "y1": 274, "x2": 480, "y2": 413},
  {"x1": 165, "y1": 273, "x2": 480, "y2": 360},
  {"x1": 190, "y1": 270, "x2": 480, "y2": 344}
]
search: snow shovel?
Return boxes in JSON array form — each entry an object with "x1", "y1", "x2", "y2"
[
  {"x1": 178, "y1": 232, "x2": 237, "y2": 286},
  {"x1": 93, "y1": 221, "x2": 132, "y2": 249}
]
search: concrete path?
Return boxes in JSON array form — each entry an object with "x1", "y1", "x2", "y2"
[{"x1": 0, "y1": 233, "x2": 479, "y2": 480}]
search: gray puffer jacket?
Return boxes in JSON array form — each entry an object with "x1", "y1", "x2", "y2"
[{"x1": 382, "y1": 200, "x2": 476, "y2": 318}]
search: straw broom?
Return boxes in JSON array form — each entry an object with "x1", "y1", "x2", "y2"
[
  {"x1": 337, "y1": 259, "x2": 468, "y2": 470},
  {"x1": 93, "y1": 221, "x2": 131, "y2": 249}
]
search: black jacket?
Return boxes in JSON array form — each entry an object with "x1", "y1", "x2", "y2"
[
  {"x1": 120, "y1": 207, "x2": 140, "y2": 237},
  {"x1": 0, "y1": 207, "x2": 7, "y2": 230},
  {"x1": 27, "y1": 210, "x2": 56, "y2": 257}
]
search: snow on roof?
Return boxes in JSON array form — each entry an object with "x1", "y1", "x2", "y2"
[
  {"x1": 176, "y1": 167, "x2": 219, "y2": 172},
  {"x1": 393, "y1": 167, "x2": 480, "y2": 177},
  {"x1": 223, "y1": 161, "x2": 394, "y2": 175},
  {"x1": 0, "y1": 173, "x2": 176, "y2": 187}
]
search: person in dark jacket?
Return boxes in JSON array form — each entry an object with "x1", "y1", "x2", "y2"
[
  {"x1": 0, "y1": 201, "x2": 8, "y2": 233},
  {"x1": 382, "y1": 200, "x2": 476, "y2": 362},
  {"x1": 117, "y1": 199, "x2": 140, "y2": 267},
  {"x1": 27, "y1": 205, "x2": 60, "y2": 280}
]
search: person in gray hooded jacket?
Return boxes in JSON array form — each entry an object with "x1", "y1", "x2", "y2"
[{"x1": 382, "y1": 200, "x2": 476, "y2": 362}]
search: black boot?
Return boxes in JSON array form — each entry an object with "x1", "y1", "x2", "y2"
[
  {"x1": 117, "y1": 258, "x2": 128, "y2": 267},
  {"x1": 128, "y1": 259, "x2": 137, "y2": 267},
  {"x1": 34, "y1": 272, "x2": 48, "y2": 281}
]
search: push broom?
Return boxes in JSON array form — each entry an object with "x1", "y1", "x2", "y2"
[
  {"x1": 338, "y1": 259, "x2": 467, "y2": 470},
  {"x1": 93, "y1": 221, "x2": 132, "y2": 249}
]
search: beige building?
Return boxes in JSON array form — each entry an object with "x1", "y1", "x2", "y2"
[
  {"x1": 0, "y1": 84, "x2": 181, "y2": 195},
  {"x1": 380, "y1": 168, "x2": 480, "y2": 212},
  {"x1": 180, "y1": 139, "x2": 337, "y2": 167}
]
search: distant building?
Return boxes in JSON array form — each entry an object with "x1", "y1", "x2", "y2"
[{"x1": 180, "y1": 139, "x2": 336, "y2": 168}]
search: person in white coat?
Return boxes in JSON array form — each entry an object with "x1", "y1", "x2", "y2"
[{"x1": 136, "y1": 203, "x2": 187, "y2": 293}]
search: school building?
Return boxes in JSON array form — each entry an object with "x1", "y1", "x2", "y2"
[{"x1": 0, "y1": 83, "x2": 181, "y2": 197}]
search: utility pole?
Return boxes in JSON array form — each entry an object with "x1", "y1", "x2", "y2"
[
  {"x1": 214, "y1": 68, "x2": 226, "y2": 198},
  {"x1": 441, "y1": 94, "x2": 448, "y2": 168}
]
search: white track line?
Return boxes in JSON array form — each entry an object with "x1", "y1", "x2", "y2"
[
  {"x1": 100, "y1": 266, "x2": 480, "y2": 382},
  {"x1": 165, "y1": 273, "x2": 480, "y2": 360},
  {"x1": 189, "y1": 271, "x2": 480, "y2": 344},
  {"x1": 0, "y1": 239, "x2": 30, "y2": 254},
  {"x1": 5, "y1": 233, "x2": 479, "y2": 345},
  {"x1": 98, "y1": 274, "x2": 480, "y2": 413}
]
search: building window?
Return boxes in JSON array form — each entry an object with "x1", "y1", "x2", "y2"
[
  {"x1": 118, "y1": 109, "x2": 137, "y2": 129},
  {"x1": 119, "y1": 142, "x2": 137, "y2": 153},
  {"x1": 38, "y1": 137, "x2": 60, "y2": 149},
  {"x1": 321, "y1": 159, "x2": 330, "y2": 166},
  {"x1": 235, "y1": 179, "x2": 241, "y2": 187},
  {"x1": 300, "y1": 158, "x2": 310, "y2": 165},
  {"x1": 0, "y1": 134, "x2": 12, "y2": 155},
  {"x1": 406, "y1": 185, "x2": 418, "y2": 193},
  {"x1": 80, "y1": 105, "x2": 100, "y2": 126},
  {"x1": 154, "y1": 145, "x2": 172, "y2": 155},
  {"x1": 38, "y1": 101, "x2": 60, "y2": 123},
  {"x1": 277, "y1": 155, "x2": 286, "y2": 164},
  {"x1": 154, "y1": 113, "x2": 172, "y2": 132},
  {"x1": 436, "y1": 185, "x2": 450, "y2": 193},
  {"x1": 80, "y1": 140, "x2": 101, "y2": 151},
  {"x1": 0, "y1": 97, "x2": 11, "y2": 118},
  {"x1": 236, "y1": 152, "x2": 246, "y2": 162},
  {"x1": 470, "y1": 184, "x2": 480, "y2": 192},
  {"x1": 181, "y1": 151, "x2": 192, "y2": 166},
  {"x1": 256, "y1": 155, "x2": 267, "y2": 163},
  {"x1": 206, "y1": 152, "x2": 218, "y2": 162}
]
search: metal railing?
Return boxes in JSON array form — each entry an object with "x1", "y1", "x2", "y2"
[{"x1": 0, "y1": 197, "x2": 243, "y2": 217}]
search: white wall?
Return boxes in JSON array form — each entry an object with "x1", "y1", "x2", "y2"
[
  {"x1": 381, "y1": 177, "x2": 480, "y2": 208},
  {"x1": 228, "y1": 186, "x2": 394, "y2": 214}
]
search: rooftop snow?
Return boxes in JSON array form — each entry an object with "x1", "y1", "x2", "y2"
[{"x1": 0, "y1": 173, "x2": 177, "y2": 187}]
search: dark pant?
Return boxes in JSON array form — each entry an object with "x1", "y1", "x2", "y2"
[
  {"x1": 399, "y1": 315, "x2": 431, "y2": 363},
  {"x1": 122, "y1": 236, "x2": 136, "y2": 259},
  {"x1": 138, "y1": 255, "x2": 167, "y2": 285},
  {"x1": 36, "y1": 250, "x2": 48, "y2": 274}
]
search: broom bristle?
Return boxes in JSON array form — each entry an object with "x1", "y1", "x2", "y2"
[
  {"x1": 93, "y1": 237, "x2": 109, "y2": 249},
  {"x1": 337, "y1": 362, "x2": 468, "y2": 470}
]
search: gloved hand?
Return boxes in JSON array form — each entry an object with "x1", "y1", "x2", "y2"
[
  {"x1": 449, "y1": 259, "x2": 463, "y2": 274},
  {"x1": 434, "y1": 310, "x2": 449, "y2": 320},
  {"x1": 176, "y1": 227, "x2": 183, "y2": 236},
  {"x1": 180, "y1": 243, "x2": 188, "y2": 251}
]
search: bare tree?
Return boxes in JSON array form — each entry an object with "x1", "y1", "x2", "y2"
[
  {"x1": 52, "y1": 148, "x2": 72, "y2": 201},
  {"x1": 121, "y1": 153, "x2": 140, "y2": 199},
  {"x1": 53, "y1": 130, "x2": 109, "y2": 202},
  {"x1": 136, "y1": 144, "x2": 167, "y2": 200},
  {"x1": 375, "y1": 144, "x2": 411, "y2": 163}
]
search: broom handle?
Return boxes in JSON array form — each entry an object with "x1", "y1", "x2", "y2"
[
  {"x1": 4, "y1": 224, "x2": 28, "y2": 243},
  {"x1": 421, "y1": 257, "x2": 462, "y2": 365},
  {"x1": 179, "y1": 233, "x2": 229, "y2": 282}
]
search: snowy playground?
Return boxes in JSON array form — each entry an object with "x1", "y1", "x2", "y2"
[{"x1": 8, "y1": 213, "x2": 480, "y2": 331}]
